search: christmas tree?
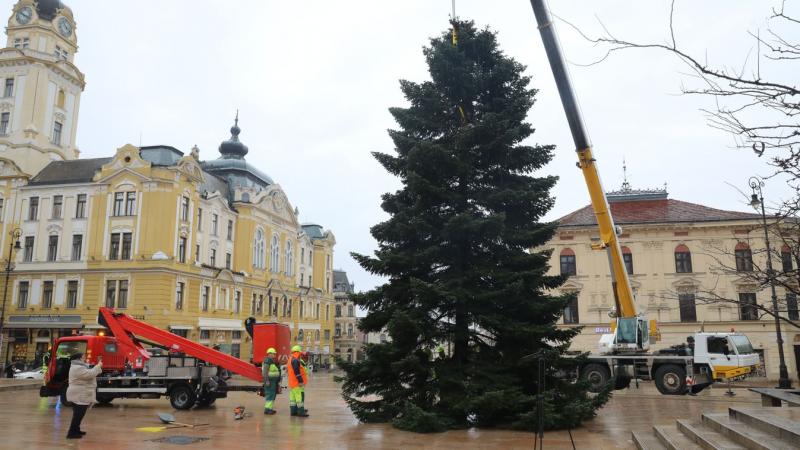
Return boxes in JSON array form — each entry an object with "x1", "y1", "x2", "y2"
[{"x1": 340, "y1": 20, "x2": 609, "y2": 432}]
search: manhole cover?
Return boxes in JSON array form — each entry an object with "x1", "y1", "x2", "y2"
[{"x1": 147, "y1": 436, "x2": 210, "y2": 445}]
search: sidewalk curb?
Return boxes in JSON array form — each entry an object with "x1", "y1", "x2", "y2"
[{"x1": 0, "y1": 383, "x2": 41, "y2": 392}]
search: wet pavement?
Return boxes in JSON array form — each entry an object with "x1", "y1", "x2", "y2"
[{"x1": 0, "y1": 372, "x2": 765, "y2": 449}]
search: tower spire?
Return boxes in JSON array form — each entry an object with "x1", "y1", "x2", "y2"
[{"x1": 621, "y1": 157, "x2": 631, "y2": 191}]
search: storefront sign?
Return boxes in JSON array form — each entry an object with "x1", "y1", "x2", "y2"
[
  {"x1": 594, "y1": 327, "x2": 611, "y2": 334},
  {"x1": 7, "y1": 315, "x2": 83, "y2": 328}
]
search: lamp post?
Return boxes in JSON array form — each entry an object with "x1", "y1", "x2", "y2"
[
  {"x1": 0, "y1": 228, "x2": 22, "y2": 366},
  {"x1": 748, "y1": 177, "x2": 793, "y2": 389}
]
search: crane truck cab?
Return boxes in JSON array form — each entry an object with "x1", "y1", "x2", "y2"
[{"x1": 684, "y1": 332, "x2": 760, "y2": 380}]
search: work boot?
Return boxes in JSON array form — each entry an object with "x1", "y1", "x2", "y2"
[
  {"x1": 296, "y1": 407, "x2": 309, "y2": 418},
  {"x1": 264, "y1": 409, "x2": 276, "y2": 415},
  {"x1": 290, "y1": 405, "x2": 298, "y2": 416}
]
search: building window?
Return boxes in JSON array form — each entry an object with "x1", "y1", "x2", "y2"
[
  {"x1": 194, "y1": 244, "x2": 200, "y2": 263},
  {"x1": 253, "y1": 229, "x2": 265, "y2": 269},
  {"x1": 232, "y1": 330, "x2": 242, "y2": 340},
  {"x1": 234, "y1": 291, "x2": 241, "y2": 314},
  {"x1": 113, "y1": 192, "x2": 124, "y2": 216},
  {"x1": 47, "y1": 235, "x2": 58, "y2": 261},
  {"x1": 13, "y1": 37, "x2": 29, "y2": 49},
  {"x1": 227, "y1": 220, "x2": 233, "y2": 240},
  {"x1": 348, "y1": 324, "x2": 354, "y2": 337},
  {"x1": 52, "y1": 121, "x2": 62, "y2": 146},
  {"x1": 218, "y1": 288, "x2": 227, "y2": 310},
  {"x1": 17, "y1": 281, "x2": 29, "y2": 308},
  {"x1": 180, "y1": 196, "x2": 190, "y2": 221},
  {"x1": 210, "y1": 249, "x2": 216, "y2": 267},
  {"x1": 172, "y1": 329, "x2": 188, "y2": 338},
  {"x1": 200, "y1": 330, "x2": 210, "y2": 341},
  {"x1": 316, "y1": 303, "x2": 320, "y2": 319},
  {"x1": 176, "y1": 282, "x2": 184, "y2": 310},
  {"x1": 75, "y1": 194, "x2": 87, "y2": 218},
  {"x1": 348, "y1": 305, "x2": 354, "y2": 317},
  {"x1": 735, "y1": 243, "x2": 753, "y2": 272},
  {"x1": 300, "y1": 300, "x2": 304, "y2": 318},
  {"x1": 324, "y1": 329, "x2": 330, "y2": 340},
  {"x1": 54, "y1": 45, "x2": 68, "y2": 60},
  {"x1": 225, "y1": 253, "x2": 231, "y2": 269},
  {"x1": 52, "y1": 195, "x2": 63, "y2": 219},
  {"x1": 301, "y1": 247, "x2": 305, "y2": 265},
  {"x1": 678, "y1": 293, "x2": 697, "y2": 322},
  {"x1": 109, "y1": 233, "x2": 120, "y2": 260},
  {"x1": 271, "y1": 234, "x2": 280, "y2": 273},
  {"x1": 3, "y1": 78, "x2": 13, "y2": 97},
  {"x1": 71, "y1": 234, "x2": 82, "y2": 261},
  {"x1": 326, "y1": 304, "x2": 330, "y2": 321},
  {"x1": 105, "y1": 280, "x2": 116, "y2": 308},
  {"x1": 335, "y1": 324, "x2": 341, "y2": 337},
  {"x1": 66, "y1": 281, "x2": 78, "y2": 309},
  {"x1": 674, "y1": 245, "x2": 692, "y2": 273},
  {"x1": 335, "y1": 305, "x2": 341, "y2": 317},
  {"x1": 118, "y1": 280, "x2": 128, "y2": 309},
  {"x1": 738, "y1": 293, "x2": 758, "y2": 320},
  {"x1": 202, "y1": 286, "x2": 210, "y2": 312},
  {"x1": 178, "y1": 237, "x2": 187, "y2": 263},
  {"x1": 0, "y1": 198, "x2": 4, "y2": 221},
  {"x1": 125, "y1": 192, "x2": 136, "y2": 215},
  {"x1": 23, "y1": 236, "x2": 34, "y2": 262},
  {"x1": 42, "y1": 281, "x2": 54, "y2": 309},
  {"x1": 197, "y1": 208, "x2": 203, "y2": 231},
  {"x1": 621, "y1": 247, "x2": 633, "y2": 275},
  {"x1": 787, "y1": 293, "x2": 799, "y2": 321},
  {"x1": 109, "y1": 232, "x2": 132, "y2": 260},
  {"x1": 781, "y1": 245, "x2": 792, "y2": 274},
  {"x1": 563, "y1": 296, "x2": 579, "y2": 324},
  {"x1": 0, "y1": 112, "x2": 9, "y2": 135},
  {"x1": 285, "y1": 241, "x2": 293, "y2": 276},
  {"x1": 560, "y1": 248, "x2": 576, "y2": 276},
  {"x1": 211, "y1": 214, "x2": 218, "y2": 235},
  {"x1": 28, "y1": 196, "x2": 38, "y2": 220}
]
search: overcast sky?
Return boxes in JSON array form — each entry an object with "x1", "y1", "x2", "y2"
[{"x1": 22, "y1": 0, "x2": 796, "y2": 293}]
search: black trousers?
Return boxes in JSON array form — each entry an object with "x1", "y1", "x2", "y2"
[{"x1": 67, "y1": 404, "x2": 88, "y2": 436}]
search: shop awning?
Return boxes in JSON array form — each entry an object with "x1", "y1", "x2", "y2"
[{"x1": 5, "y1": 315, "x2": 83, "y2": 329}]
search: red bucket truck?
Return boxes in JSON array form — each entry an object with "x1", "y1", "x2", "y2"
[{"x1": 40, "y1": 307, "x2": 290, "y2": 409}]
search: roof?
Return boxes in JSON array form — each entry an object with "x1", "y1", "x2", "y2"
[
  {"x1": 558, "y1": 198, "x2": 761, "y2": 227},
  {"x1": 333, "y1": 270, "x2": 353, "y2": 293},
  {"x1": 28, "y1": 158, "x2": 112, "y2": 186},
  {"x1": 139, "y1": 146, "x2": 183, "y2": 166},
  {"x1": 301, "y1": 223, "x2": 325, "y2": 239},
  {"x1": 198, "y1": 171, "x2": 229, "y2": 199}
]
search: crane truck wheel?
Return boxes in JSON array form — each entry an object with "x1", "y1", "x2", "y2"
[
  {"x1": 654, "y1": 364, "x2": 687, "y2": 395},
  {"x1": 580, "y1": 363, "x2": 610, "y2": 393},
  {"x1": 169, "y1": 384, "x2": 197, "y2": 410}
]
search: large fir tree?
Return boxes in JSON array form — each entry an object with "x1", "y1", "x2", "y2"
[{"x1": 340, "y1": 20, "x2": 609, "y2": 432}]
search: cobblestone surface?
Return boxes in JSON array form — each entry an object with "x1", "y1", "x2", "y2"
[{"x1": 0, "y1": 372, "x2": 765, "y2": 449}]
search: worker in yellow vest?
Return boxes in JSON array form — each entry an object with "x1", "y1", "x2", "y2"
[
  {"x1": 262, "y1": 347, "x2": 281, "y2": 415},
  {"x1": 287, "y1": 345, "x2": 309, "y2": 417}
]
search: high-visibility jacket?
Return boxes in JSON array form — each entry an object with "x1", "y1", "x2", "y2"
[
  {"x1": 287, "y1": 353, "x2": 306, "y2": 388},
  {"x1": 262, "y1": 357, "x2": 281, "y2": 379}
]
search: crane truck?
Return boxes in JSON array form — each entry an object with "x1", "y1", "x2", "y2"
[
  {"x1": 529, "y1": 0, "x2": 760, "y2": 395},
  {"x1": 39, "y1": 307, "x2": 290, "y2": 409}
]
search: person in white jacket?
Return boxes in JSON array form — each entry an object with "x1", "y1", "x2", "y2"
[{"x1": 65, "y1": 353, "x2": 102, "y2": 439}]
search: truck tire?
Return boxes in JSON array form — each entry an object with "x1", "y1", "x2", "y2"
[
  {"x1": 169, "y1": 385, "x2": 197, "y2": 410},
  {"x1": 654, "y1": 364, "x2": 687, "y2": 395},
  {"x1": 581, "y1": 363, "x2": 610, "y2": 393}
]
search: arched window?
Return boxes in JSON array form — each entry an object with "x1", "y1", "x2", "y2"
[
  {"x1": 621, "y1": 246, "x2": 633, "y2": 275},
  {"x1": 285, "y1": 240, "x2": 293, "y2": 276},
  {"x1": 253, "y1": 229, "x2": 265, "y2": 269},
  {"x1": 781, "y1": 244, "x2": 793, "y2": 273},
  {"x1": 735, "y1": 242, "x2": 753, "y2": 272},
  {"x1": 560, "y1": 248, "x2": 576, "y2": 276},
  {"x1": 674, "y1": 244, "x2": 692, "y2": 273},
  {"x1": 270, "y1": 234, "x2": 280, "y2": 273}
]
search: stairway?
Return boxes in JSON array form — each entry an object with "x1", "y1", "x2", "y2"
[{"x1": 631, "y1": 406, "x2": 800, "y2": 450}]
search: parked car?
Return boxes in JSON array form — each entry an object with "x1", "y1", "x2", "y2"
[{"x1": 14, "y1": 368, "x2": 44, "y2": 380}]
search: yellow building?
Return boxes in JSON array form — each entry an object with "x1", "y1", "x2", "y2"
[
  {"x1": 0, "y1": 0, "x2": 336, "y2": 367},
  {"x1": 548, "y1": 184, "x2": 800, "y2": 382}
]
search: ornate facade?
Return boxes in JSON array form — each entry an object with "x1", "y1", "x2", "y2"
[
  {"x1": 332, "y1": 269, "x2": 359, "y2": 363},
  {"x1": 0, "y1": 1, "x2": 336, "y2": 367},
  {"x1": 547, "y1": 185, "x2": 800, "y2": 381}
]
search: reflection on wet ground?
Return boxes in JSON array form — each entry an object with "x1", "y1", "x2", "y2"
[{"x1": 0, "y1": 372, "x2": 763, "y2": 449}]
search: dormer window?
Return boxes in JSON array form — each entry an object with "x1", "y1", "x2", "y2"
[{"x1": 13, "y1": 38, "x2": 29, "y2": 49}]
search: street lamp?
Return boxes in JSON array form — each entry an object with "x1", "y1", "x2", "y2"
[
  {"x1": 748, "y1": 177, "x2": 793, "y2": 389},
  {"x1": 0, "y1": 228, "x2": 21, "y2": 366}
]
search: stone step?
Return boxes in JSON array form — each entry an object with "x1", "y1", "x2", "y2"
[
  {"x1": 654, "y1": 424, "x2": 703, "y2": 450},
  {"x1": 675, "y1": 419, "x2": 747, "y2": 450},
  {"x1": 728, "y1": 407, "x2": 800, "y2": 443},
  {"x1": 701, "y1": 413, "x2": 797, "y2": 450},
  {"x1": 632, "y1": 430, "x2": 667, "y2": 450}
]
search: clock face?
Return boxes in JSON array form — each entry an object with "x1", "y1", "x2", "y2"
[
  {"x1": 57, "y1": 17, "x2": 72, "y2": 37},
  {"x1": 16, "y1": 6, "x2": 33, "y2": 25}
]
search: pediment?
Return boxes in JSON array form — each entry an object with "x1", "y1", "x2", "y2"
[
  {"x1": 671, "y1": 277, "x2": 702, "y2": 293},
  {"x1": 0, "y1": 157, "x2": 28, "y2": 179},
  {"x1": 176, "y1": 156, "x2": 205, "y2": 184},
  {"x1": 560, "y1": 279, "x2": 584, "y2": 292},
  {"x1": 95, "y1": 144, "x2": 151, "y2": 182}
]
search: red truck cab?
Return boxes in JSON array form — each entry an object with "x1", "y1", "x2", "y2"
[{"x1": 42, "y1": 334, "x2": 124, "y2": 397}]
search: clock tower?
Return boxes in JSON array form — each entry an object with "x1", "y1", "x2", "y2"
[{"x1": 0, "y1": 0, "x2": 83, "y2": 177}]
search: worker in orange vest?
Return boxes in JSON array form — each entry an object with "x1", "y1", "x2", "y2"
[{"x1": 287, "y1": 345, "x2": 309, "y2": 417}]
